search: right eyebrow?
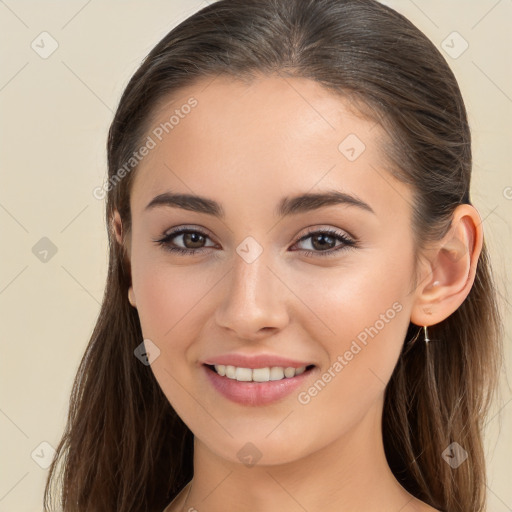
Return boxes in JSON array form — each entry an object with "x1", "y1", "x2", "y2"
[{"x1": 145, "y1": 192, "x2": 224, "y2": 217}]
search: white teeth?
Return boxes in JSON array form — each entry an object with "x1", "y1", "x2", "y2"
[
  {"x1": 213, "y1": 364, "x2": 308, "y2": 382},
  {"x1": 284, "y1": 367, "x2": 295, "y2": 378},
  {"x1": 269, "y1": 366, "x2": 284, "y2": 380},
  {"x1": 235, "y1": 367, "x2": 252, "y2": 381},
  {"x1": 253, "y1": 367, "x2": 270, "y2": 382}
]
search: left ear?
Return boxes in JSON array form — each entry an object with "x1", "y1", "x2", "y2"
[{"x1": 410, "y1": 204, "x2": 483, "y2": 327}]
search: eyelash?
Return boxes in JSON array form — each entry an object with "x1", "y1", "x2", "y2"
[{"x1": 153, "y1": 226, "x2": 357, "y2": 258}]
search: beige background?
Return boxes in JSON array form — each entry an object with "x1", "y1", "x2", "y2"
[{"x1": 0, "y1": 1, "x2": 510, "y2": 510}]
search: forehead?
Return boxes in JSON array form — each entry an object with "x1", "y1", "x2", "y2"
[{"x1": 130, "y1": 74, "x2": 412, "y2": 221}]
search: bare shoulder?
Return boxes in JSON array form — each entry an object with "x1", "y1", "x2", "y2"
[
  {"x1": 161, "y1": 495, "x2": 183, "y2": 512},
  {"x1": 407, "y1": 498, "x2": 441, "y2": 512},
  {"x1": 161, "y1": 497, "x2": 180, "y2": 512},
  {"x1": 162, "y1": 482, "x2": 191, "y2": 512},
  {"x1": 419, "y1": 504, "x2": 441, "y2": 512}
]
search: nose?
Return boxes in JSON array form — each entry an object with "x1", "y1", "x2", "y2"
[{"x1": 214, "y1": 250, "x2": 290, "y2": 340}]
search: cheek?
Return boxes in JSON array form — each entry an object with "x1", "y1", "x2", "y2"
[
  {"x1": 130, "y1": 260, "x2": 211, "y2": 415},
  {"x1": 131, "y1": 253, "x2": 211, "y2": 342},
  {"x1": 292, "y1": 252, "x2": 412, "y2": 403},
  {"x1": 291, "y1": 250, "x2": 412, "y2": 344},
  {"x1": 285, "y1": 279, "x2": 410, "y2": 451}
]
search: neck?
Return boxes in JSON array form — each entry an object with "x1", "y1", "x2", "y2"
[{"x1": 180, "y1": 395, "x2": 421, "y2": 512}]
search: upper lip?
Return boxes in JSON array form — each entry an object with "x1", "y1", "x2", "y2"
[{"x1": 202, "y1": 353, "x2": 314, "y2": 369}]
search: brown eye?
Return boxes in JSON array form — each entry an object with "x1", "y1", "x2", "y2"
[
  {"x1": 153, "y1": 227, "x2": 216, "y2": 255},
  {"x1": 310, "y1": 233, "x2": 337, "y2": 251},
  {"x1": 181, "y1": 231, "x2": 207, "y2": 249},
  {"x1": 292, "y1": 229, "x2": 356, "y2": 257}
]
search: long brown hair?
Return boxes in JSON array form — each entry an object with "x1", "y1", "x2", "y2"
[{"x1": 44, "y1": 1, "x2": 504, "y2": 510}]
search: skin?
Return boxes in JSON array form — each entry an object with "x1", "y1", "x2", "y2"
[{"x1": 113, "y1": 74, "x2": 483, "y2": 512}]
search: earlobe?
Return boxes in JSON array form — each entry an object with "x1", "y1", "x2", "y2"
[
  {"x1": 112, "y1": 210, "x2": 124, "y2": 246},
  {"x1": 128, "y1": 286, "x2": 137, "y2": 308},
  {"x1": 112, "y1": 210, "x2": 135, "y2": 304},
  {"x1": 410, "y1": 204, "x2": 483, "y2": 327}
]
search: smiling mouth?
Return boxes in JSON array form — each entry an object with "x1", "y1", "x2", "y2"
[{"x1": 204, "y1": 363, "x2": 316, "y2": 382}]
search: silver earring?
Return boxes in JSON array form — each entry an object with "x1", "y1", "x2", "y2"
[{"x1": 423, "y1": 325, "x2": 430, "y2": 343}]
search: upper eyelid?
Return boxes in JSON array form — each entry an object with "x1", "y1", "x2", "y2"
[{"x1": 297, "y1": 228, "x2": 350, "y2": 240}]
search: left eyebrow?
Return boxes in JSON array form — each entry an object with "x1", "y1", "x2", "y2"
[
  {"x1": 144, "y1": 190, "x2": 375, "y2": 218},
  {"x1": 277, "y1": 190, "x2": 375, "y2": 216}
]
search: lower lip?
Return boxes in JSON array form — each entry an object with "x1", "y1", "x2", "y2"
[{"x1": 203, "y1": 364, "x2": 315, "y2": 406}]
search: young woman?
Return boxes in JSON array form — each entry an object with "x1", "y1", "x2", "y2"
[{"x1": 44, "y1": 1, "x2": 503, "y2": 511}]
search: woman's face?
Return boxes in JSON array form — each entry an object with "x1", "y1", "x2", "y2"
[{"x1": 125, "y1": 74, "x2": 423, "y2": 465}]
